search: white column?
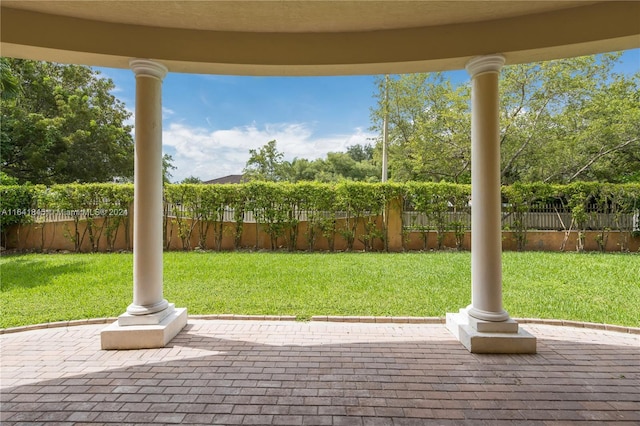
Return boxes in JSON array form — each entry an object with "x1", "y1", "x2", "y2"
[
  {"x1": 101, "y1": 59, "x2": 187, "y2": 350},
  {"x1": 466, "y1": 54, "x2": 509, "y2": 323},
  {"x1": 446, "y1": 54, "x2": 535, "y2": 353},
  {"x1": 127, "y1": 59, "x2": 169, "y2": 316}
]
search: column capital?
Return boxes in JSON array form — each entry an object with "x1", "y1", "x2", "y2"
[
  {"x1": 465, "y1": 54, "x2": 505, "y2": 77},
  {"x1": 129, "y1": 59, "x2": 168, "y2": 80}
]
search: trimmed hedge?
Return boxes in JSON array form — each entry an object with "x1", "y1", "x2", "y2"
[{"x1": 1, "y1": 182, "x2": 638, "y2": 252}]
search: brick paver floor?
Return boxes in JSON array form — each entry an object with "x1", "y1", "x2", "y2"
[{"x1": 1, "y1": 320, "x2": 639, "y2": 425}]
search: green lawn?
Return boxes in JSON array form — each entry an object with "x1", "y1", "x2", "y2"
[{"x1": 0, "y1": 251, "x2": 638, "y2": 328}]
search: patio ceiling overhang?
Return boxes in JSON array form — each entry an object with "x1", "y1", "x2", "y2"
[{"x1": 1, "y1": 1, "x2": 639, "y2": 76}]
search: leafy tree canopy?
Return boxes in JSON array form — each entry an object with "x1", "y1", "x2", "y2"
[
  {"x1": 243, "y1": 140, "x2": 287, "y2": 182},
  {"x1": 242, "y1": 140, "x2": 379, "y2": 183},
  {"x1": 162, "y1": 153, "x2": 177, "y2": 184},
  {"x1": 346, "y1": 143, "x2": 374, "y2": 162},
  {"x1": 370, "y1": 52, "x2": 640, "y2": 184},
  {"x1": 0, "y1": 58, "x2": 134, "y2": 184},
  {"x1": 181, "y1": 175, "x2": 203, "y2": 184}
]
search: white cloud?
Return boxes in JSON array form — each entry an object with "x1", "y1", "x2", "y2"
[
  {"x1": 162, "y1": 107, "x2": 175, "y2": 117},
  {"x1": 162, "y1": 122, "x2": 375, "y2": 182}
]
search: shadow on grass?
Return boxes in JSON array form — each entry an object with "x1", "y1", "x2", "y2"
[{"x1": 0, "y1": 257, "x2": 88, "y2": 291}]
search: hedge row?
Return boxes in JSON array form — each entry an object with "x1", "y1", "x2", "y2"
[
  {"x1": 1, "y1": 182, "x2": 639, "y2": 252},
  {"x1": 163, "y1": 182, "x2": 404, "y2": 252},
  {"x1": 0, "y1": 183, "x2": 133, "y2": 252}
]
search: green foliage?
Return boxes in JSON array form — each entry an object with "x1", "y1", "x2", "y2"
[
  {"x1": 562, "y1": 182, "x2": 601, "y2": 252},
  {"x1": 379, "y1": 183, "x2": 406, "y2": 251},
  {"x1": 288, "y1": 182, "x2": 334, "y2": 251},
  {"x1": 181, "y1": 176, "x2": 203, "y2": 184},
  {"x1": 245, "y1": 181, "x2": 289, "y2": 249},
  {"x1": 199, "y1": 184, "x2": 238, "y2": 250},
  {"x1": 47, "y1": 183, "x2": 132, "y2": 252},
  {"x1": 559, "y1": 182, "x2": 640, "y2": 252},
  {"x1": 346, "y1": 143, "x2": 374, "y2": 162},
  {"x1": 1, "y1": 59, "x2": 134, "y2": 184},
  {"x1": 163, "y1": 183, "x2": 247, "y2": 250},
  {"x1": 0, "y1": 185, "x2": 36, "y2": 245},
  {"x1": 243, "y1": 140, "x2": 380, "y2": 183},
  {"x1": 281, "y1": 184, "x2": 301, "y2": 251},
  {"x1": 164, "y1": 184, "x2": 199, "y2": 250},
  {"x1": 501, "y1": 183, "x2": 555, "y2": 251},
  {"x1": 335, "y1": 182, "x2": 385, "y2": 251},
  {"x1": 446, "y1": 184, "x2": 471, "y2": 250},
  {"x1": 162, "y1": 154, "x2": 177, "y2": 184},
  {"x1": 100, "y1": 184, "x2": 133, "y2": 251},
  {"x1": 0, "y1": 57, "x2": 21, "y2": 100},
  {"x1": 405, "y1": 182, "x2": 471, "y2": 249},
  {"x1": 48, "y1": 184, "x2": 91, "y2": 252},
  {"x1": 370, "y1": 53, "x2": 640, "y2": 184},
  {"x1": 0, "y1": 183, "x2": 133, "y2": 251},
  {"x1": 2, "y1": 182, "x2": 638, "y2": 253},
  {"x1": 0, "y1": 171, "x2": 18, "y2": 185},
  {"x1": 371, "y1": 73, "x2": 471, "y2": 183},
  {"x1": 322, "y1": 152, "x2": 379, "y2": 182},
  {"x1": 243, "y1": 140, "x2": 287, "y2": 182}
]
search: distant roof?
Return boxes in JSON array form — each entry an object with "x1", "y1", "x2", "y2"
[{"x1": 203, "y1": 175, "x2": 244, "y2": 185}]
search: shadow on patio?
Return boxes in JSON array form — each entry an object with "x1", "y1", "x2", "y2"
[{"x1": 1, "y1": 320, "x2": 638, "y2": 425}]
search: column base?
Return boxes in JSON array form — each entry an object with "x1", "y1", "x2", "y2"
[
  {"x1": 101, "y1": 305, "x2": 187, "y2": 350},
  {"x1": 446, "y1": 308, "x2": 536, "y2": 354},
  {"x1": 119, "y1": 303, "x2": 177, "y2": 326}
]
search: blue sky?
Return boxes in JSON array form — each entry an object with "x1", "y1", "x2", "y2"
[{"x1": 97, "y1": 49, "x2": 639, "y2": 183}]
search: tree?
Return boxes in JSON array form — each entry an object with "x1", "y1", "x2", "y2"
[
  {"x1": 181, "y1": 176, "x2": 202, "y2": 184},
  {"x1": 497, "y1": 52, "x2": 639, "y2": 184},
  {"x1": 346, "y1": 143, "x2": 374, "y2": 162},
  {"x1": 280, "y1": 158, "x2": 319, "y2": 183},
  {"x1": 162, "y1": 153, "x2": 177, "y2": 184},
  {"x1": 370, "y1": 53, "x2": 640, "y2": 184},
  {"x1": 242, "y1": 140, "x2": 287, "y2": 181},
  {"x1": 370, "y1": 73, "x2": 471, "y2": 183},
  {"x1": 242, "y1": 140, "x2": 381, "y2": 183},
  {"x1": 576, "y1": 74, "x2": 640, "y2": 183},
  {"x1": 324, "y1": 152, "x2": 378, "y2": 182},
  {"x1": 0, "y1": 58, "x2": 21, "y2": 100},
  {"x1": 0, "y1": 171, "x2": 18, "y2": 185},
  {"x1": 0, "y1": 59, "x2": 134, "y2": 184},
  {"x1": 538, "y1": 69, "x2": 640, "y2": 183}
]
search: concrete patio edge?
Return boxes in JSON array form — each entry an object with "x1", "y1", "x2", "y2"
[{"x1": 1, "y1": 315, "x2": 639, "y2": 335}]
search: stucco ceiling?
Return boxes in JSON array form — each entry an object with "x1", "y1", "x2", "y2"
[
  {"x1": 1, "y1": 1, "x2": 638, "y2": 75},
  {"x1": 1, "y1": 1, "x2": 593, "y2": 33}
]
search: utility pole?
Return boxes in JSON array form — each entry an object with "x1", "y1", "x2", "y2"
[{"x1": 381, "y1": 74, "x2": 389, "y2": 183}]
